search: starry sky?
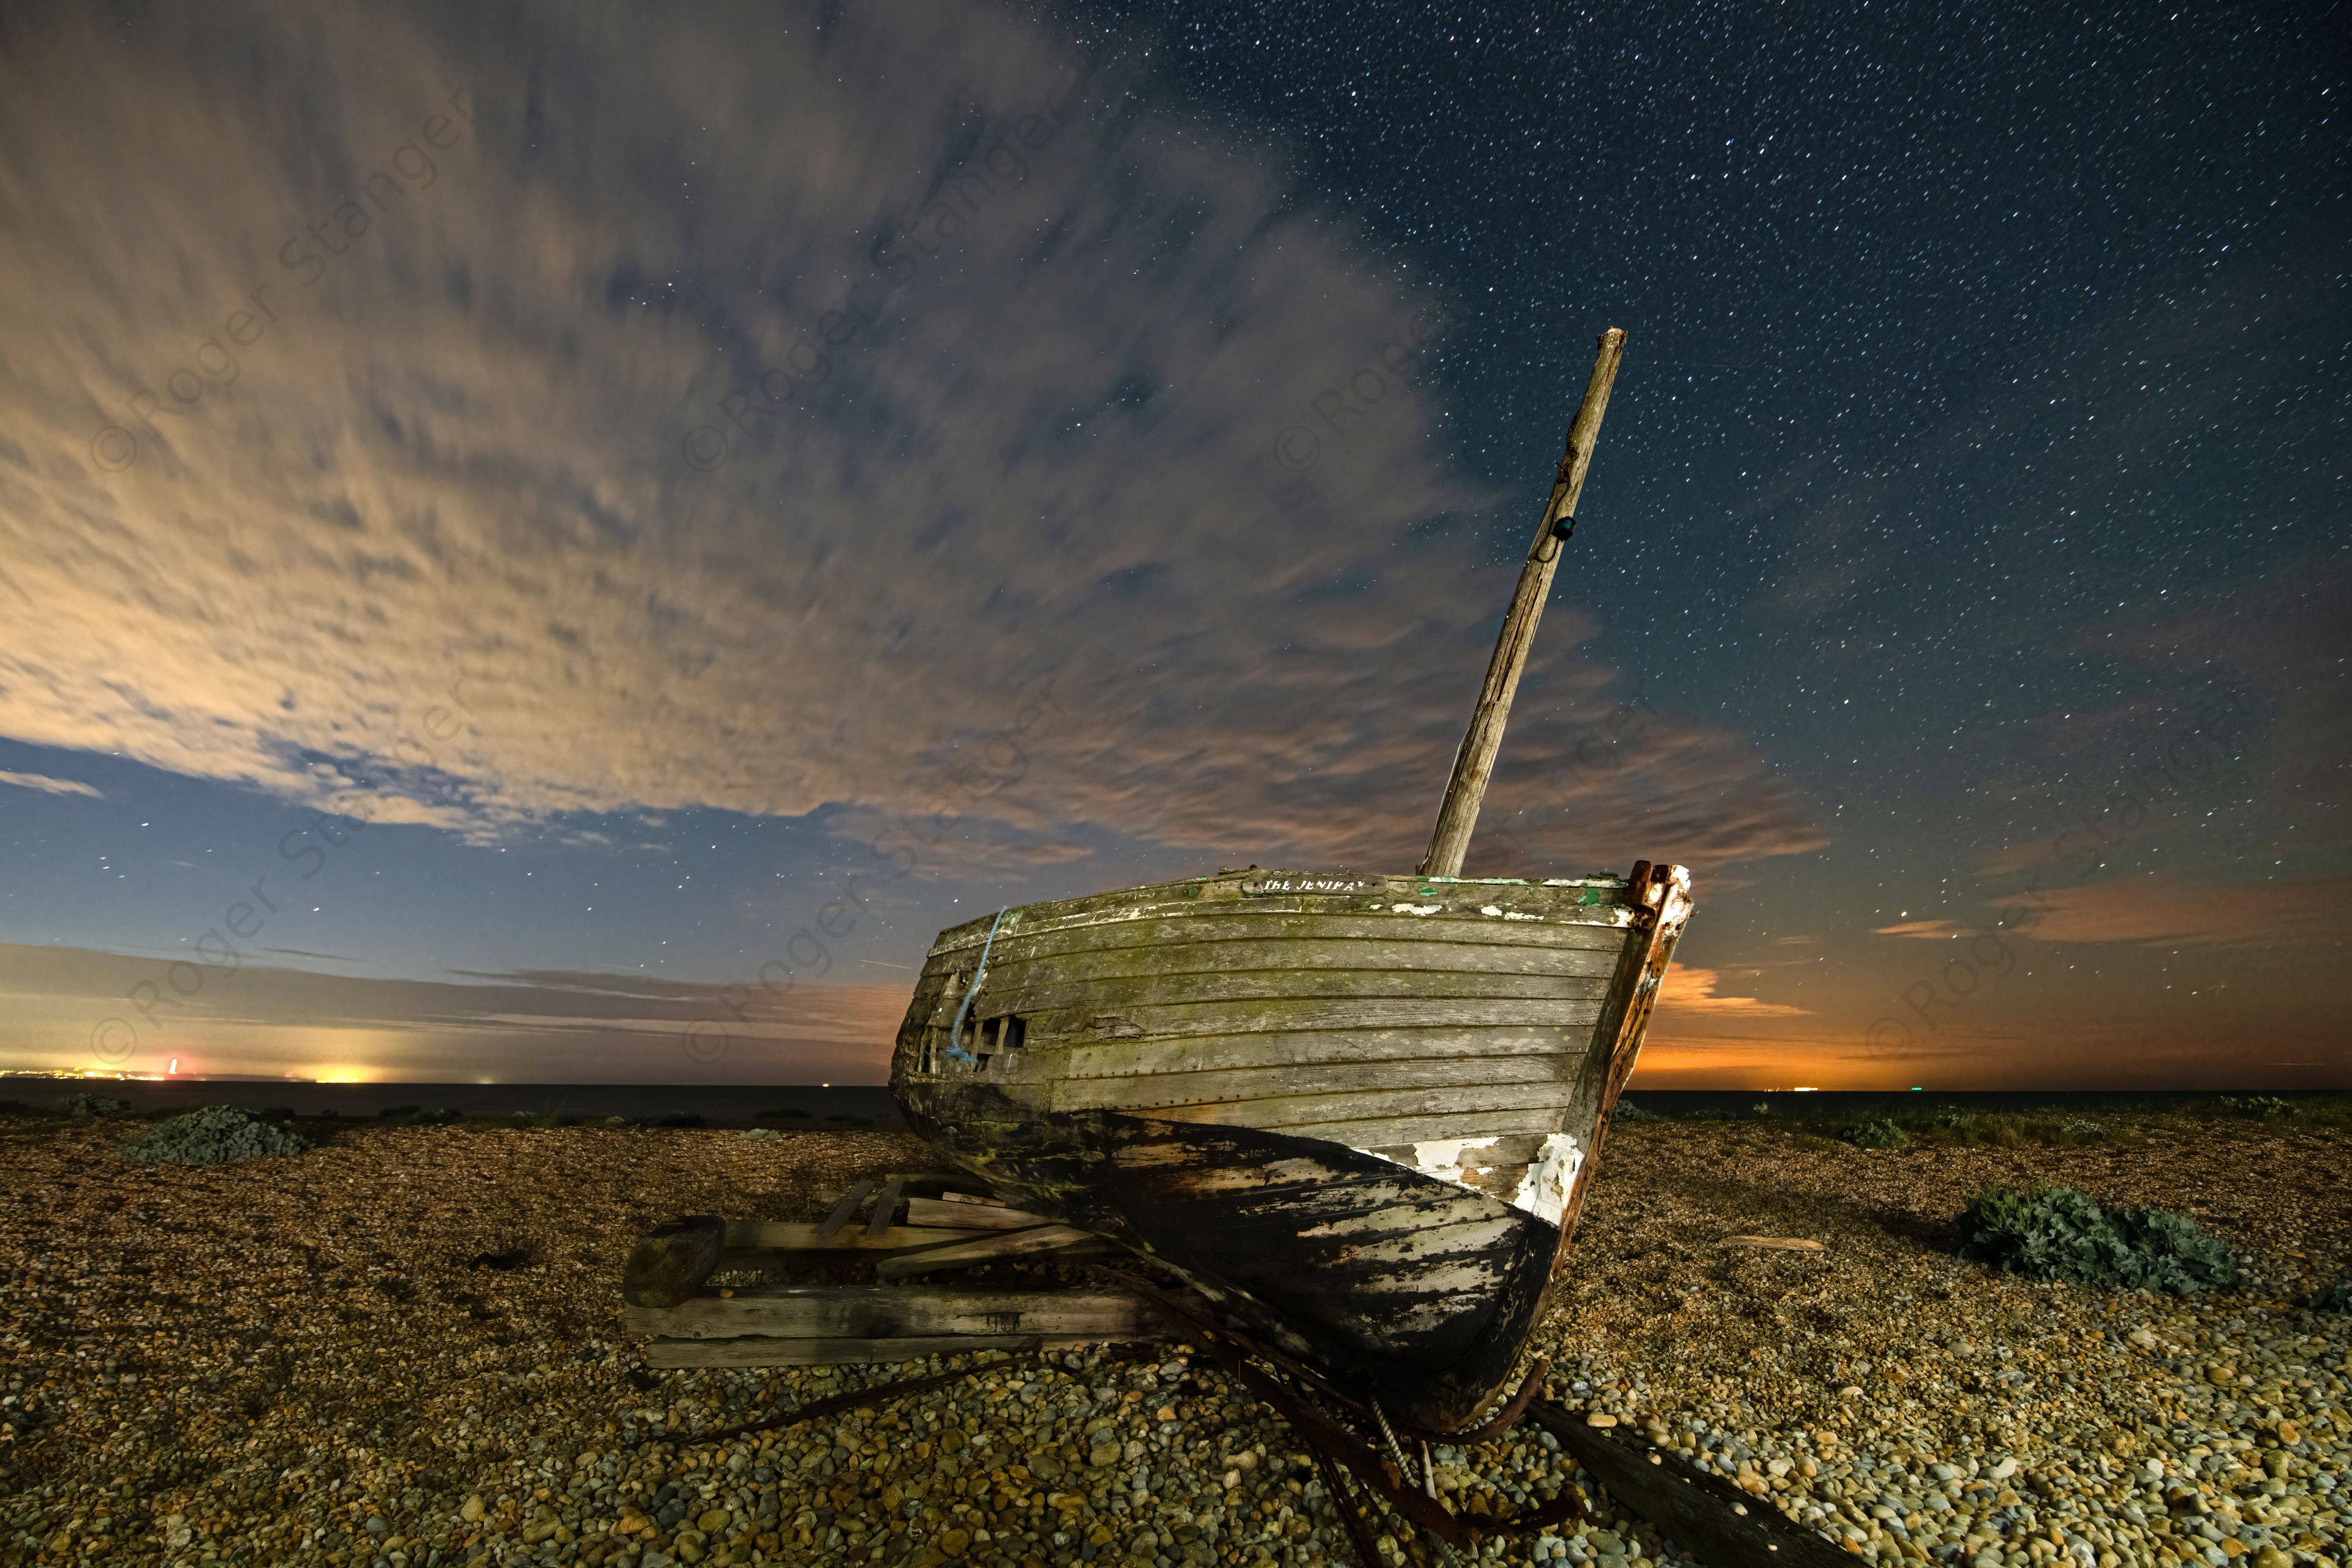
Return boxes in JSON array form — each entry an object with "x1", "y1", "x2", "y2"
[{"x1": 1, "y1": 0, "x2": 2343, "y2": 1088}]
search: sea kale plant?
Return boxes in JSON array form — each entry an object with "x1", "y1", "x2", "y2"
[
  {"x1": 1957, "y1": 1183, "x2": 2241, "y2": 1294},
  {"x1": 121, "y1": 1105, "x2": 314, "y2": 1166},
  {"x1": 2215, "y1": 1095, "x2": 2297, "y2": 1118},
  {"x1": 55, "y1": 1093, "x2": 134, "y2": 1118},
  {"x1": 1841, "y1": 1118, "x2": 1907, "y2": 1149}
]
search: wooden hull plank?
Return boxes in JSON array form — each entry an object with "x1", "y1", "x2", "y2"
[
  {"x1": 1095, "y1": 1077, "x2": 1589, "y2": 1130},
  {"x1": 717, "y1": 1221, "x2": 979, "y2": 1256},
  {"x1": 932, "y1": 908, "x2": 1634, "y2": 967},
  {"x1": 865, "y1": 1175, "x2": 907, "y2": 1239},
  {"x1": 644, "y1": 1330, "x2": 1167, "y2": 1369},
  {"x1": 624, "y1": 1286, "x2": 1159, "y2": 1341},
  {"x1": 1044, "y1": 1049, "x2": 1583, "y2": 1115},
  {"x1": 903, "y1": 1196, "x2": 1054, "y2": 1230},
  {"x1": 960, "y1": 965, "x2": 1618, "y2": 1016},
  {"x1": 971, "y1": 933, "x2": 1632, "y2": 990},
  {"x1": 1049, "y1": 1020, "x2": 1607, "y2": 1079},
  {"x1": 873, "y1": 1224, "x2": 1109, "y2": 1280},
  {"x1": 975, "y1": 994, "x2": 1611, "y2": 1042}
]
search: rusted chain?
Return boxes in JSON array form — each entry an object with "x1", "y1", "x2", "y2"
[{"x1": 1104, "y1": 1268, "x2": 1586, "y2": 1552}]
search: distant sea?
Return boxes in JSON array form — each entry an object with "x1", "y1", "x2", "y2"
[{"x1": 2, "y1": 1077, "x2": 2333, "y2": 1129}]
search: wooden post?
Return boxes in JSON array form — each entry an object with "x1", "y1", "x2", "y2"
[{"x1": 1420, "y1": 329, "x2": 1628, "y2": 878}]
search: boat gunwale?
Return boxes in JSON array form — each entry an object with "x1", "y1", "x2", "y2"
[
  {"x1": 919, "y1": 970, "x2": 1616, "y2": 1014},
  {"x1": 926, "y1": 902, "x2": 1646, "y2": 963},
  {"x1": 917, "y1": 865, "x2": 1637, "y2": 949},
  {"x1": 927, "y1": 921, "x2": 1637, "y2": 968}
]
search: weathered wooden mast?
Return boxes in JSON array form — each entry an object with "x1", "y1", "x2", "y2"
[{"x1": 1419, "y1": 328, "x2": 1627, "y2": 878}]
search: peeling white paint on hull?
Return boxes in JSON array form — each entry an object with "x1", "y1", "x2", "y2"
[{"x1": 1349, "y1": 1129, "x2": 1583, "y2": 1227}]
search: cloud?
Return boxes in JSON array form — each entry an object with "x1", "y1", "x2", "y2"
[
  {"x1": 2005, "y1": 873, "x2": 2352, "y2": 949},
  {"x1": 0, "y1": 770, "x2": 104, "y2": 798},
  {"x1": 0, "y1": 942, "x2": 905, "y2": 1084},
  {"x1": 1649, "y1": 966, "x2": 1810, "y2": 1020},
  {"x1": 0, "y1": 0, "x2": 1823, "y2": 880},
  {"x1": 1873, "y1": 919, "x2": 1960, "y2": 938}
]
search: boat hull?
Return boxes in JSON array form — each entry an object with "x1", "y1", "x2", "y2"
[{"x1": 890, "y1": 864, "x2": 1692, "y2": 1429}]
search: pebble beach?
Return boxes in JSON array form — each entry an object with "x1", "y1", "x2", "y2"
[{"x1": 1, "y1": 1105, "x2": 2344, "y2": 1568}]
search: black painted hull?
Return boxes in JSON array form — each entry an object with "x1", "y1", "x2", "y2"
[{"x1": 901, "y1": 1079, "x2": 1562, "y2": 1426}]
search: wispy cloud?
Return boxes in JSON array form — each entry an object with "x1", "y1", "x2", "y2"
[
  {"x1": 0, "y1": 942, "x2": 902, "y2": 1083},
  {"x1": 2005, "y1": 873, "x2": 2352, "y2": 949},
  {"x1": 1874, "y1": 919, "x2": 1960, "y2": 938},
  {"x1": 0, "y1": 770, "x2": 104, "y2": 799},
  {"x1": 1650, "y1": 967, "x2": 1810, "y2": 1020}
]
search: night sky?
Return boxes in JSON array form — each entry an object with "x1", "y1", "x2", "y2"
[{"x1": 1, "y1": 0, "x2": 2343, "y2": 1088}]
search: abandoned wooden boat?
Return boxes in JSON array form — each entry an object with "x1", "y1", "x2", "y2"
[{"x1": 891, "y1": 328, "x2": 1694, "y2": 1432}]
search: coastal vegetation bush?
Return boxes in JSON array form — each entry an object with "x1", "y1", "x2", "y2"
[
  {"x1": 2062, "y1": 1118, "x2": 2106, "y2": 1141},
  {"x1": 1841, "y1": 1119, "x2": 1907, "y2": 1149},
  {"x1": 121, "y1": 1105, "x2": 313, "y2": 1166},
  {"x1": 1956, "y1": 1183, "x2": 2240, "y2": 1294},
  {"x1": 379, "y1": 1105, "x2": 462, "y2": 1125},
  {"x1": 55, "y1": 1093, "x2": 133, "y2": 1118},
  {"x1": 2214, "y1": 1095, "x2": 2297, "y2": 1118},
  {"x1": 507, "y1": 1109, "x2": 604, "y2": 1128},
  {"x1": 2309, "y1": 1281, "x2": 2352, "y2": 1313},
  {"x1": 1612, "y1": 1099, "x2": 1661, "y2": 1123},
  {"x1": 739, "y1": 1128, "x2": 783, "y2": 1141}
]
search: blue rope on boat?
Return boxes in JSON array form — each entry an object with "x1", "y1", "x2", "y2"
[{"x1": 943, "y1": 906, "x2": 1011, "y2": 1066}]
